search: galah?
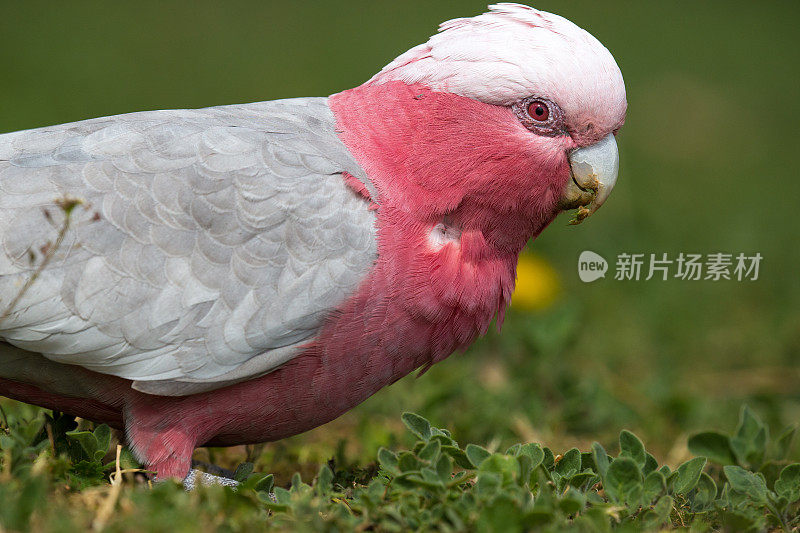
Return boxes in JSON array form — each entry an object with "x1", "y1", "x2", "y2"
[{"x1": 0, "y1": 4, "x2": 625, "y2": 485}]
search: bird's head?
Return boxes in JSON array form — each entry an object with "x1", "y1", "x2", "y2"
[{"x1": 331, "y1": 3, "x2": 627, "y2": 249}]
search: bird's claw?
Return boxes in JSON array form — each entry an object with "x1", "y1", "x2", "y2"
[{"x1": 182, "y1": 469, "x2": 239, "y2": 491}]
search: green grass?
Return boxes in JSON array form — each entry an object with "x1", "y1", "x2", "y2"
[
  {"x1": 1, "y1": 404, "x2": 798, "y2": 531},
  {"x1": 1, "y1": 0, "x2": 799, "y2": 530}
]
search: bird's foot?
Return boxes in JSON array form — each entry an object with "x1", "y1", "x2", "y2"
[{"x1": 182, "y1": 469, "x2": 239, "y2": 491}]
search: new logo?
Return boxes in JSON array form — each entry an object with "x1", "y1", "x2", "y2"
[{"x1": 578, "y1": 250, "x2": 608, "y2": 283}]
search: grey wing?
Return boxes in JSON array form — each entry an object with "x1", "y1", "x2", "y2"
[{"x1": 0, "y1": 98, "x2": 378, "y2": 395}]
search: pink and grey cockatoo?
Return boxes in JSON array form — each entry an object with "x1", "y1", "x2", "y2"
[{"x1": 0, "y1": 4, "x2": 625, "y2": 485}]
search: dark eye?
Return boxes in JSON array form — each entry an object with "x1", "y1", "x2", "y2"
[{"x1": 527, "y1": 100, "x2": 549, "y2": 121}]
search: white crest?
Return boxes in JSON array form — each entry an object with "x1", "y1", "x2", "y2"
[{"x1": 368, "y1": 3, "x2": 626, "y2": 134}]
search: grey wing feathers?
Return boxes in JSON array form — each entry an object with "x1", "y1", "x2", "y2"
[{"x1": 0, "y1": 98, "x2": 378, "y2": 395}]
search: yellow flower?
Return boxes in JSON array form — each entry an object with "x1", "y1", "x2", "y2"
[{"x1": 512, "y1": 254, "x2": 560, "y2": 311}]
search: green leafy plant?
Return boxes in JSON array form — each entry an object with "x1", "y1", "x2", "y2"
[
  {"x1": 244, "y1": 409, "x2": 800, "y2": 531},
  {"x1": 0, "y1": 404, "x2": 798, "y2": 531}
]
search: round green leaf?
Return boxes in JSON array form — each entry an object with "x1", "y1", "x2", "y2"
[
  {"x1": 418, "y1": 439, "x2": 441, "y2": 462},
  {"x1": 518, "y1": 443, "x2": 545, "y2": 470},
  {"x1": 619, "y1": 430, "x2": 647, "y2": 469},
  {"x1": 643, "y1": 471, "x2": 666, "y2": 504},
  {"x1": 377, "y1": 447, "x2": 399, "y2": 471},
  {"x1": 465, "y1": 444, "x2": 491, "y2": 468},
  {"x1": 673, "y1": 457, "x2": 707, "y2": 495},
  {"x1": 555, "y1": 448, "x2": 581, "y2": 478},
  {"x1": 724, "y1": 465, "x2": 768, "y2": 503},
  {"x1": 401, "y1": 412, "x2": 432, "y2": 441},
  {"x1": 688, "y1": 432, "x2": 736, "y2": 465},
  {"x1": 774, "y1": 463, "x2": 800, "y2": 503},
  {"x1": 691, "y1": 472, "x2": 718, "y2": 511},
  {"x1": 604, "y1": 457, "x2": 643, "y2": 505}
]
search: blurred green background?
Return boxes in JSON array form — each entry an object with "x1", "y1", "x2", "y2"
[{"x1": 1, "y1": 1, "x2": 798, "y2": 480}]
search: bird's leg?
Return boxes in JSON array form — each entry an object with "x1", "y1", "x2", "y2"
[
  {"x1": 124, "y1": 393, "x2": 265, "y2": 492},
  {"x1": 125, "y1": 395, "x2": 227, "y2": 488}
]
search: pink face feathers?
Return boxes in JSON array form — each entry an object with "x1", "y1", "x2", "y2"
[
  {"x1": 330, "y1": 83, "x2": 573, "y2": 253},
  {"x1": 331, "y1": 4, "x2": 629, "y2": 265},
  {"x1": 368, "y1": 3, "x2": 627, "y2": 144}
]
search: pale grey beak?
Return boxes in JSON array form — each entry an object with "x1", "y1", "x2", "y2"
[{"x1": 560, "y1": 133, "x2": 619, "y2": 224}]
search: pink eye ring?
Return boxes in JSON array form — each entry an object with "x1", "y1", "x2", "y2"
[{"x1": 513, "y1": 96, "x2": 564, "y2": 136}]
